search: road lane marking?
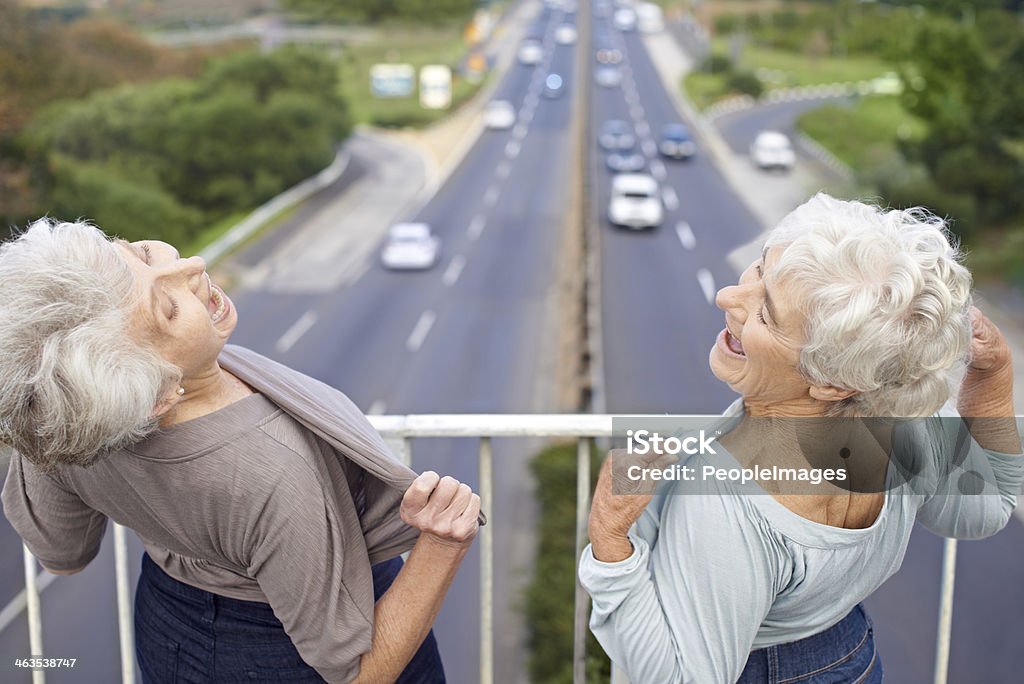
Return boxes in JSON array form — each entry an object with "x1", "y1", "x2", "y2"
[
  {"x1": 505, "y1": 140, "x2": 521, "y2": 159},
  {"x1": 443, "y1": 255, "x2": 466, "y2": 286},
  {"x1": 276, "y1": 310, "x2": 317, "y2": 353},
  {"x1": 642, "y1": 139, "x2": 657, "y2": 157},
  {"x1": 406, "y1": 310, "x2": 436, "y2": 352},
  {"x1": 0, "y1": 571, "x2": 57, "y2": 635},
  {"x1": 650, "y1": 159, "x2": 666, "y2": 180},
  {"x1": 630, "y1": 104, "x2": 645, "y2": 121},
  {"x1": 525, "y1": 92, "x2": 539, "y2": 110},
  {"x1": 625, "y1": 90, "x2": 639, "y2": 106},
  {"x1": 496, "y1": 161, "x2": 510, "y2": 180},
  {"x1": 468, "y1": 215, "x2": 486, "y2": 240},
  {"x1": 697, "y1": 269, "x2": 716, "y2": 304},
  {"x1": 484, "y1": 185, "x2": 500, "y2": 207},
  {"x1": 662, "y1": 186, "x2": 679, "y2": 211},
  {"x1": 513, "y1": 123, "x2": 528, "y2": 139},
  {"x1": 368, "y1": 400, "x2": 387, "y2": 415},
  {"x1": 635, "y1": 121, "x2": 650, "y2": 138},
  {"x1": 676, "y1": 221, "x2": 696, "y2": 250}
]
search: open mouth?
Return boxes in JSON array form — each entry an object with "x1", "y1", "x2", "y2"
[
  {"x1": 208, "y1": 282, "x2": 228, "y2": 323},
  {"x1": 719, "y1": 328, "x2": 746, "y2": 358}
]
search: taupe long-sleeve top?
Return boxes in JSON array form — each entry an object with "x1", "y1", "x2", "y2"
[{"x1": 3, "y1": 346, "x2": 422, "y2": 683}]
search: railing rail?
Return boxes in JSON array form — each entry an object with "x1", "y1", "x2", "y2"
[{"x1": 16, "y1": 414, "x2": 960, "y2": 684}]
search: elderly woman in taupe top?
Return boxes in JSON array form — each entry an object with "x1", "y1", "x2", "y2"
[{"x1": 1, "y1": 219, "x2": 474, "y2": 683}]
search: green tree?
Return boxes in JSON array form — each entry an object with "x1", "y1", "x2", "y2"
[{"x1": 898, "y1": 20, "x2": 1024, "y2": 229}]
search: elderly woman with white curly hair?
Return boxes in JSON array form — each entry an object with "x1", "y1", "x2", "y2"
[
  {"x1": 0, "y1": 219, "x2": 483, "y2": 683},
  {"x1": 581, "y1": 194, "x2": 1022, "y2": 683}
]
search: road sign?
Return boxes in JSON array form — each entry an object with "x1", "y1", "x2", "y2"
[
  {"x1": 370, "y1": 63, "x2": 415, "y2": 98},
  {"x1": 419, "y1": 65, "x2": 452, "y2": 110}
]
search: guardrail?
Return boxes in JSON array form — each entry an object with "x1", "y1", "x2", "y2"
[{"x1": 16, "y1": 414, "x2": 961, "y2": 684}]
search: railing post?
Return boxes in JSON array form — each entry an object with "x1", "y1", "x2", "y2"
[
  {"x1": 22, "y1": 545, "x2": 45, "y2": 684},
  {"x1": 113, "y1": 524, "x2": 135, "y2": 684},
  {"x1": 573, "y1": 438, "x2": 592, "y2": 684},
  {"x1": 933, "y1": 537, "x2": 958, "y2": 684},
  {"x1": 479, "y1": 437, "x2": 494, "y2": 684}
]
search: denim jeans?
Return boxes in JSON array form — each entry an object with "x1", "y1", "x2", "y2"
[
  {"x1": 737, "y1": 604, "x2": 882, "y2": 683},
  {"x1": 135, "y1": 553, "x2": 445, "y2": 683}
]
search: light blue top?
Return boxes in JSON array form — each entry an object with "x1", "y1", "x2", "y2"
[{"x1": 578, "y1": 402, "x2": 1024, "y2": 684}]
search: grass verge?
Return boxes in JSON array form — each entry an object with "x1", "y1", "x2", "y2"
[
  {"x1": 796, "y1": 96, "x2": 926, "y2": 169},
  {"x1": 526, "y1": 443, "x2": 611, "y2": 684}
]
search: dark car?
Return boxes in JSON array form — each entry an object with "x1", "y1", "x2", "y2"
[
  {"x1": 659, "y1": 123, "x2": 697, "y2": 160},
  {"x1": 599, "y1": 120, "x2": 636, "y2": 151}
]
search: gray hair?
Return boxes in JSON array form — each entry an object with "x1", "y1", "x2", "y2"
[
  {"x1": 766, "y1": 194, "x2": 972, "y2": 418},
  {"x1": 0, "y1": 219, "x2": 181, "y2": 472}
]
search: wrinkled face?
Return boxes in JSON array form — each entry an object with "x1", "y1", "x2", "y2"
[
  {"x1": 709, "y1": 246, "x2": 813, "y2": 413},
  {"x1": 117, "y1": 240, "x2": 236, "y2": 379}
]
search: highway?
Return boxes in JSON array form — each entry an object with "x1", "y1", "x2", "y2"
[{"x1": 2, "y1": 0, "x2": 1022, "y2": 682}]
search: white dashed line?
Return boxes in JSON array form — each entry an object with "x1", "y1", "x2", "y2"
[
  {"x1": 513, "y1": 123, "x2": 528, "y2": 139},
  {"x1": 468, "y1": 215, "x2": 486, "y2": 240},
  {"x1": 443, "y1": 255, "x2": 466, "y2": 287},
  {"x1": 484, "y1": 185, "x2": 500, "y2": 206},
  {"x1": 630, "y1": 104, "x2": 645, "y2": 121},
  {"x1": 625, "y1": 90, "x2": 639, "y2": 106},
  {"x1": 496, "y1": 161, "x2": 510, "y2": 180},
  {"x1": 662, "y1": 186, "x2": 679, "y2": 211},
  {"x1": 650, "y1": 159, "x2": 666, "y2": 180},
  {"x1": 505, "y1": 140, "x2": 521, "y2": 159},
  {"x1": 696, "y1": 269, "x2": 716, "y2": 304},
  {"x1": 676, "y1": 221, "x2": 696, "y2": 250},
  {"x1": 520, "y1": 107, "x2": 535, "y2": 124},
  {"x1": 275, "y1": 310, "x2": 317, "y2": 353},
  {"x1": 406, "y1": 310, "x2": 436, "y2": 352},
  {"x1": 635, "y1": 121, "x2": 650, "y2": 138},
  {"x1": 642, "y1": 139, "x2": 657, "y2": 157},
  {"x1": 367, "y1": 400, "x2": 387, "y2": 415},
  {"x1": 342, "y1": 259, "x2": 371, "y2": 287}
]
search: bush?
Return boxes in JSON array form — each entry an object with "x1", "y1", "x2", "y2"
[
  {"x1": 701, "y1": 54, "x2": 733, "y2": 74},
  {"x1": 526, "y1": 444, "x2": 611, "y2": 684},
  {"x1": 726, "y1": 71, "x2": 763, "y2": 98}
]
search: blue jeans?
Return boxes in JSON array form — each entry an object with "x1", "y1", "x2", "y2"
[
  {"x1": 135, "y1": 553, "x2": 445, "y2": 683},
  {"x1": 737, "y1": 604, "x2": 882, "y2": 683}
]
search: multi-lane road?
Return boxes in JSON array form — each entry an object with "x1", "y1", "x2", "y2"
[{"x1": 2, "y1": 0, "x2": 1022, "y2": 682}]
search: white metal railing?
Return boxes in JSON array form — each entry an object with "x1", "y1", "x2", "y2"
[{"x1": 16, "y1": 414, "x2": 961, "y2": 684}]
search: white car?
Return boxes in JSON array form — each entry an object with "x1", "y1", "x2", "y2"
[
  {"x1": 380, "y1": 223, "x2": 440, "y2": 270},
  {"x1": 613, "y1": 8, "x2": 637, "y2": 32},
  {"x1": 750, "y1": 131, "x2": 796, "y2": 171},
  {"x1": 517, "y1": 39, "x2": 544, "y2": 66},
  {"x1": 484, "y1": 100, "x2": 516, "y2": 130},
  {"x1": 595, "y1": 66, "x2": 622, "y2": 87},
  {"x1": 608, "y1": 174, "x2": 663, "y2": 229},
  {"x1": 555, "y1": 24, "x2": 578, "y2": 45}
]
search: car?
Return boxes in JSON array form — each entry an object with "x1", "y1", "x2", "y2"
[
  {"x1": 596, "y1": 47, "x2": 623, "y2": 64},
  {"x1": 599, "y1": 120, "x2": 635, "y2": 151},
  {"x1": 595, "y1": 66, "x2": 622, "y2": 87},
  {"x1": 484, "y1": 100, "x2": 516, "y2": 130},
  {"x1": 543, "y1": 73, "x2": 565, "y2": 98},
  {"x1": 380, "y1": 223, "x2": 440, "y2": 270},
  {"x1": 659, "y1": 123, "x2": 697, "y2": 160},
  {"x1": 613, "y1": 8, "x2": 637, "y2": 31},
  {"x1": 555, "y1": 24, "x2": 578, "y2": 45},
  {"x1": 750, "y1": 130, "x2": 796, "y2": 171},
  {"x1": 517, "y1": 39, "x2": 544, "y2": 66},
  {"x1": 608, "y1": 174, "x2": 663, "y2": 229},
  {"x1": 606, "y1": 151, "x2": 645, "y2": 173}
]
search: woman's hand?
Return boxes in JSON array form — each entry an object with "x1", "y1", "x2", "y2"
[
  {"x1": 589, "y1": 449, "x2": 673, "y2": 562},
  {"x1": 401, "y1": 471, "x2": 480, "y2": 549},
  {"x1": 967, "y1": 306, "x2": 1012, "y2": 374}
]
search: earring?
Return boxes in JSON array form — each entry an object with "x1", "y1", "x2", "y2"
[{"x1": 176, "y1": 387, "x2": 185, "y2": 396}]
